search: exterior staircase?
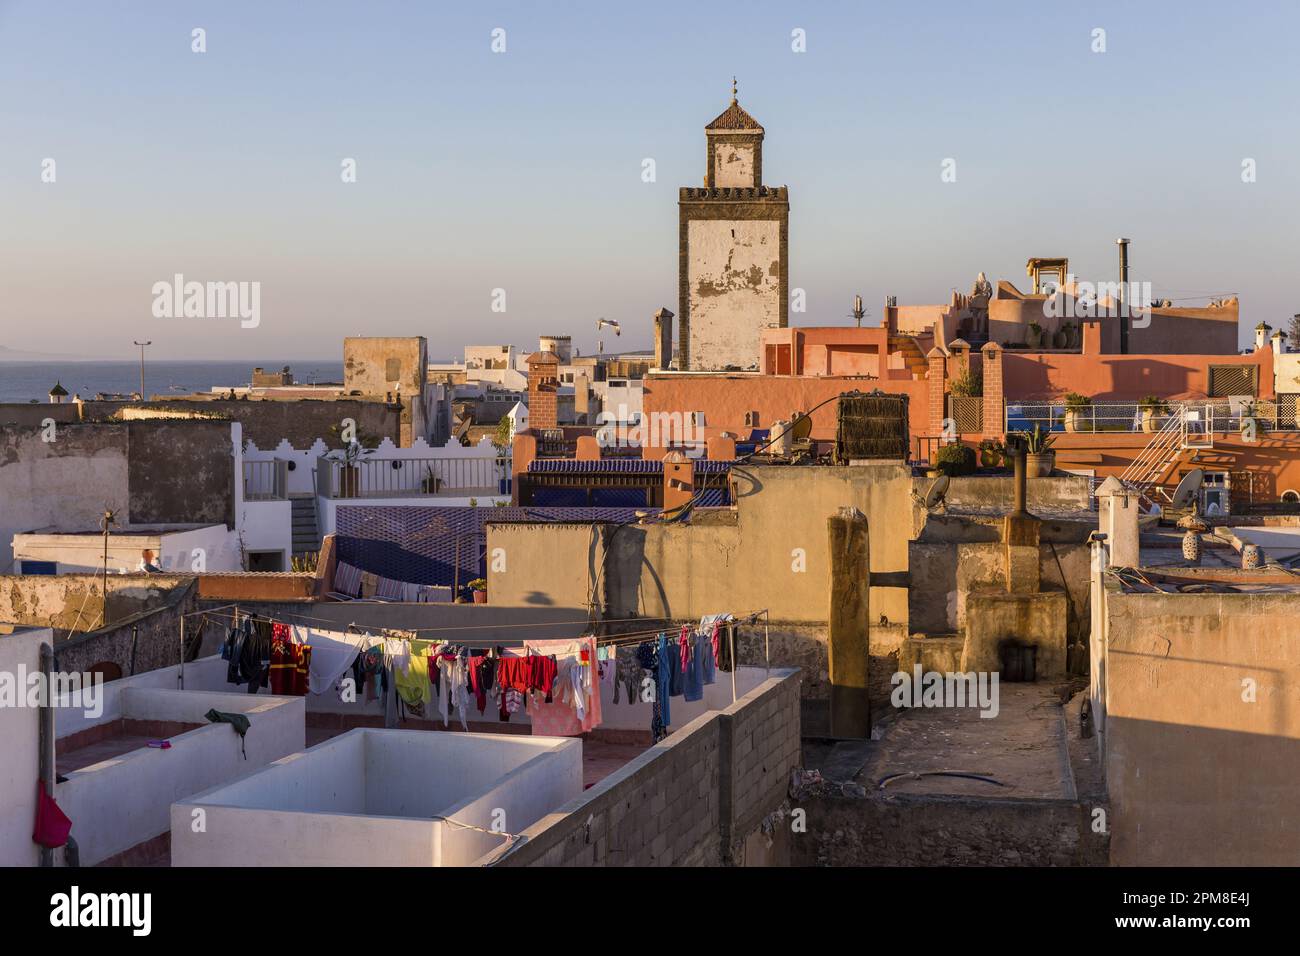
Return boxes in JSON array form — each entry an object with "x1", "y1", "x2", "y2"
[
  {"x1": 888, "y1": 335, "x2": 929, "y2": 378},
  {"x1": 1117, "y1": 406, "x2": 1208, "y2": 505},
  {"x1": 290, "y1": 495, "x2": 321, "y2": 558}
]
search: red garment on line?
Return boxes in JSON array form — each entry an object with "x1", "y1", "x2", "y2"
[
  {"x1": 496, "y1": 655, "x2": 556, "y2": 700},
  {"x1": 269, "y1": 623, "x2": 310, "y2": 695},
  {"x1": 33, "y1": 780, "x2": 72, "y2": 849},
  {"x1": 468, "y1": 656, "x2": 488, "y2": 713}
]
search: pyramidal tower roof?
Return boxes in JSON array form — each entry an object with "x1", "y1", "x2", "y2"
[{"x1": 706, "y1": 78, "x2": 763, "y2": 132}]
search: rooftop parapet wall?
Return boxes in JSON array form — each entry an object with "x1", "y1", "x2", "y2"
[
  {"x1": 484, "y1": 669, "x2": 801, "y2": 867},
  {"x1": 642, "y1": 374, "x2": 930, "y2": 446},
  {"x1": 89, "y1": 397, "x2": 403, "y2": 449},
  {"x1": 486, "y1": 464, "x2": 915, "y2": 627},
  {"x1": 0, "y1": 572, "x2": 193, "y2": 633},
  {"x1": 1101, "y1": 585, "x2": 1300, "y2": 865},
  {"x1": 172, "y1": 729, "x2": 581, "y2": 867},
  {"x1": 54, "y1": 687, "x2": 304, "y2": 867},
  {"x1": 1002, "y1": 348, "x2": 1273, "y2": 402},
  {"x1": 679, "y1": 186, "x2": 788, "y2": 202}
]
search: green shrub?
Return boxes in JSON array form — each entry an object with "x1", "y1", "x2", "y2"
[
  {"x1": 950, "y1": 366, "x2": 983, "y2": 397},
  {"x1": 935, "y1": 443, "x2": 977, "y2": 477}
]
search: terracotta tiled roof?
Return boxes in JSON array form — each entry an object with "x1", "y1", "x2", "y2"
[{"x1": 706, "y1": 99, "x2": 763, "y2": 132}]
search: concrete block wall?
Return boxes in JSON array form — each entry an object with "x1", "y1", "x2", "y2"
[
  {"x1": 486, "y1": 669, "x2": 801, "y2": 867},
  {"x1": 53, "y1": 581, "x2": 198, "y2": 678},
  {"x1": 723, "y1": 667, "x2": 802, "y2": 847}
]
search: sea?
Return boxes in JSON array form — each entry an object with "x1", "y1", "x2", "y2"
[{"x1": 0, "y1": 360, "x2": 345, "y2": 404}]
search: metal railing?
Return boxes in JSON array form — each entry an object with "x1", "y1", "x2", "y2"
[
  {"x1": 1118, "y1": 407, "x2": 1186, "y2": 500},
  {"x1": 242, "y1": 459, "x2": 288, "y2": 500},
  {"x1": 1006, "y1": 400, "x2": 1282, "y2": 435},
  {"x1": 318, "y1": 456, "x2": 510, "y2": 499}
]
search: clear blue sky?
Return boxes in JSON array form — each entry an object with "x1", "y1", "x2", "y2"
[{"x1": 2, "y1": 0, "x2": 1296, "y2": 360}]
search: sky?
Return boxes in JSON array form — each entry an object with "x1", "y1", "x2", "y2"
[{"x1": 1, "y1": 0, "x2": 1297, "y2": 361}]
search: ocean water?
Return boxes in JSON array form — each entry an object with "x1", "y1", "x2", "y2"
[{"x1": 0, "y1": 360, "x2": 344, "y2": 404}]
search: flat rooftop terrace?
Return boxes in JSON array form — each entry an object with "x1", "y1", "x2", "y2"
[
  {"x1": 1110, "y1": 564, "x2": 1300, "y2": 594},
  {"x1": 805, "y1": 683, "x2": 1086, "y2": 802}
]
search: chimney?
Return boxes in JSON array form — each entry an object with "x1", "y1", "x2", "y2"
[
  {"x1": 526, "y1": 351, "x2": 560, "y2": 431},
  {"x1": 1254, "y1": 323, "x2": 1272, "y2": 352},
  {"x1": 1117, "y1": 238, "x2": 1130, "y2": 354},
  {"x1": 1272, "y1": 330, "x2": 1285, "y2": 356},
  {"x1": 654, "y1": 307, "x2": 674, "y2": 370}
]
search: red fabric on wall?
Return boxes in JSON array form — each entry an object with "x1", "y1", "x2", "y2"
[{"x1": 33, "y1": 780, "x2": 72, "y2": 849}]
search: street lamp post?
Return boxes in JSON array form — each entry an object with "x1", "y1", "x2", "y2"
[{"x1": 133, "y1": 340, "x2": 151, "y2": 399}]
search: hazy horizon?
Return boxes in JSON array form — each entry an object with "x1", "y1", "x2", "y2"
[{"x1": 3, "y1": 0, "x2": 1297, "y2": 361}]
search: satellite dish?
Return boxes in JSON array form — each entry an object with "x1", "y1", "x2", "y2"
[
  {"x1": 1171, "y1": 468, "x2": 1205, "y2": 510},
  {"x1": 924, "y1": 475, "x2": 950, "y2": 510},
  {"x1": 911, "y1": 474, "x2": 950, "y2": 513}
]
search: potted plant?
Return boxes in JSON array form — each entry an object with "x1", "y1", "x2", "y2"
[
  {"x1": 934, "y1": 443, "x2": 977, "y2": 477},
  {"x1": 420, "y1": 465, "x2": 442, "y2": 494},
  {"x1": 1240, "y1": 399, "x2": 1259, "y2": 438},
  {"x1": 1026, "y1": 321, "x2": 1044, "y2": 349},
  {"x1": 1022, "y1": 425, "x2": 1056, "y2": 478},
  {"x1": 327, "y1": 423, "x2": 379, "y2": 498},
  {"x1": 978, "y1": 438, "x2": 1005, "y2": 469},
  {"x1": 1061, "y1": 392, "x2": 1092, "y2": 433},
  {"x1": 336, "y1": 441, "x2": 373, "y2": 498},
  {"x1": 1060, "y1": 321, "x2": 1077, "y2": 349},
  {"x1": 466, "y1": 578, "x2": 487, "y2": 604},
  {"x1": 1138, "y1": 395, "x2": 1170, "y2": 433}
]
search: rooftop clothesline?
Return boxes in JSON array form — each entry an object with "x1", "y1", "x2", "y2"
[{"x1": 184, "y1": 604, "x2": 763, "y2": 649}]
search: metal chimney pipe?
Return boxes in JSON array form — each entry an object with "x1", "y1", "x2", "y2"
[{"x1": 1117, "y1": 238, "x2": 1131, "y2": 354}]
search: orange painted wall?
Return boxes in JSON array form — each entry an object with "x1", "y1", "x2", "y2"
[
  {"x1": 1002, "y1": 349, "x2": 1273, "y2": 402},
  {"x1": 1053, "y1": 432, "x2": 1300, "y2": 502},
  {"x1": 642, "y1": 374, "x2": 930, "y2": 444},
  {"x1": 759, "y1": 327, "x2": 911, "y2": 379}
]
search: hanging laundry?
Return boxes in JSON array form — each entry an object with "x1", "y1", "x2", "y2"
[
  {"x1": 701, "y1": 614, "x2": 736, "y2": 672},
  {"x1": 525, "y1": 637, "x2": 600, "y2": 736},
  {"x1": 224, "y1": 618, "x2": 272, "y2": 693},
  {"x1": 614, "y1": 649, "x2": 644, "y2": 705},
  {"x1": 655, "y1": 634, "x2": 674, "y2": 727},
  {"x1": 291, "y1": 625, "x2": 365, "y2": 696},
  {"x1": 667, "y1": 634, "x2": 684, "y2": 699},
  {"x1": 352, "y1": 639, "x2": 388, "y2": 702},
  {"x1": 333, "y1": 561, "x2": 364, "y2": 598},
  {"x1": 697, "y1": 632, "x2": 716, "y2": 686},
  {"x1": 682, "y1": 633, "x2": 704, "y2": 703},
  {"x1": 468, "y1": 654, "x2": 496, "y2": 714},
  {"x1": 269, "y1": 622, "x2": 311, "y2": 696},
  {"x1": 32, "y1": 780, "x2": 73, "y2": 849},
  {"x1": 394, "y1": 639, "x2": 434, "y2": 715},
  {"x1": 374, "y1": 576, "x2": 406, "y2": 601},
  {"x1": 434, "y1": 648, "x2": 470, "y2": 730},
  {"x1": 640, "y1": 639, "x2": 668, "y2": 742}
]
